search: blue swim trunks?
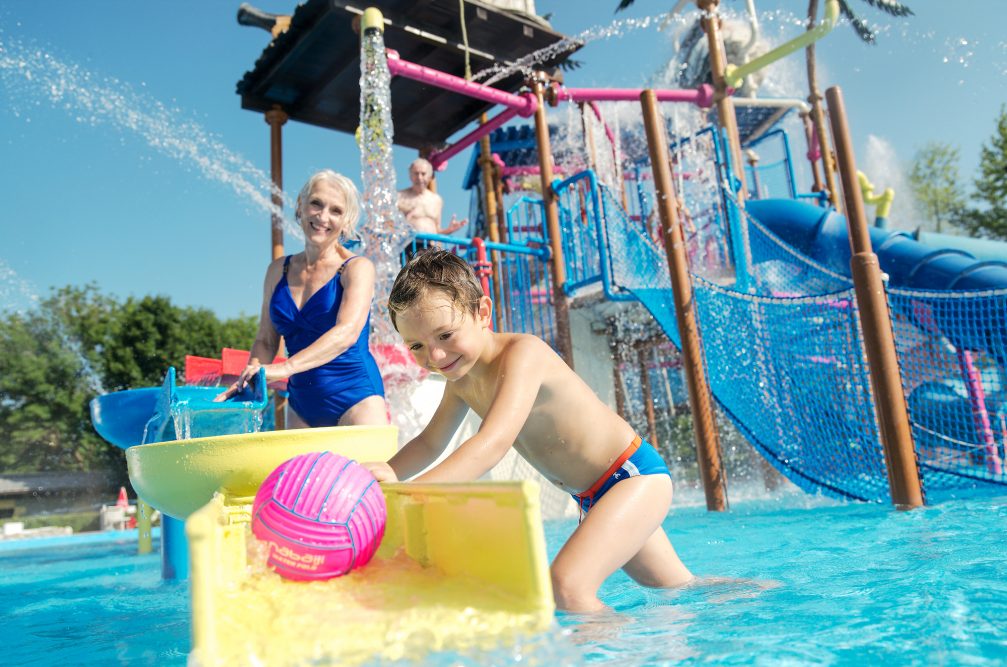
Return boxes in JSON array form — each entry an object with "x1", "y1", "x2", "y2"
[{"x1": 572, "y1": 436, "x2": 672, "y2": 515}]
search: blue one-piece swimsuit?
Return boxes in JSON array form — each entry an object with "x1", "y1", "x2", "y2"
[{"x1": 269, "y1": 256, "x2": 385, "y2": 427}]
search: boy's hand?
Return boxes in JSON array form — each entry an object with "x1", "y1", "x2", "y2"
[{"x1": 362, "y1": 461, "x2": 399, "y2": 483}]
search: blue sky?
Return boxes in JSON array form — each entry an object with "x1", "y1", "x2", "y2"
[{"x1": 1, "y1": 1, "x2": 1004, "y2": 319}]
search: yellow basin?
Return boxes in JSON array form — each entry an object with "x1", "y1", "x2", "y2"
[
  {"x1": 187, "y1": 481, "x2": 555, "y2": 665},
  {"x1": 126, "y1": 425, "x2": 397, "y2": 519}
]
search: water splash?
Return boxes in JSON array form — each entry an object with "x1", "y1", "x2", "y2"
[
  {"x1": 475, "y1": 12, "x2": 686, "y2": 87},
  {"x1": 358, "y1": 28, "x2": 414, "y2": 345},
  {"x1": 0, "y1": 258, "x2": 41, "y2": 314},
  {"x1": 358, "y1": 26, "x2": 426, "y2": 444},
  {"x1": 0, "y1": 36, "x2": 301, "y2": 241},
  {"x1": 0, "y1": 259, "x2": 106, "y2": 395},
  {"x1": 861, "y1": 134, "x2": 916, "y2": 231}
]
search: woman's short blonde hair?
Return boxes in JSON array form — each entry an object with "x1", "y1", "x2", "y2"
[{"x1": 295, "y1": 169, "x2": 361, "y2": 234}]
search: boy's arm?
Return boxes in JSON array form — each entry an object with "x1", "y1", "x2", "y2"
[
  {"x1": 413, "y1": 338, "x2": 543, "y2": 483},
  {"x1": 364, "y1": 386, "x2": 469, "y2": 482}
]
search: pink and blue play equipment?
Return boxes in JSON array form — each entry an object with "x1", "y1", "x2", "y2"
[{"x1": 252, "y1": 451, "x2": 386, "y2": 580}]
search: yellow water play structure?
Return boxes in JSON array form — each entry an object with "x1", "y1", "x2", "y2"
[{"x1": 125, "y1": 425, "x2": 554, "y2": 664}]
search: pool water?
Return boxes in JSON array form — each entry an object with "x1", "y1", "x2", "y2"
[{"x1": 4, "y1": 493, "x2": 1007, "y2": 665}]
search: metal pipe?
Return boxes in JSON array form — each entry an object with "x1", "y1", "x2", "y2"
[
  {"x1": 558, "y1": 85, "x2": 715, "y2": 108},
  {"x1": 956, "y1": 349, "x2": 1004, "y2": 475},
  {"x1": 827, "y1": 85, "x2": 923, "y2": 509},
  {"x1": 801, "y1": 110, "x2": 825, "y2": 193},
  {"x1": 725, "y1": 0, "x2": 839, "y2": 89},
  {"x1": 428, "y1": 107, "x2": 518, "y2": 169},
  {"x1": 532, "y1": 76, "x2": 574, "y2": 367},
  {"x1": 386, "y1": 50, "x2": 537, "y2": 116},
  {"x1": 641, "y1": 88, "x2": 727, "y2": 512}
]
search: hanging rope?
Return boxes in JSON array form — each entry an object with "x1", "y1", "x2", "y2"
[{"x1": 459, "y1": 0, "x2": 472, "y2": 80}]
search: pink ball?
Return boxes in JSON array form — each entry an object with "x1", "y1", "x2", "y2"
[{"x1": 251, "y1": 451, "x2": 387, "y2": 581}]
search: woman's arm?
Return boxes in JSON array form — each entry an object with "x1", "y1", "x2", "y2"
[
  {"x1": 364, "y1": 385, "x2": 470, "y2": 482},
  {"x1": 413, "y1": 338, "x2": 543, "y2": 483},
  {"x1": 270, "y1": 256, "x2": 376, "y2": 378},
  {"x1": 215, "y1": 258, "x2": 285, "y2": 400}
]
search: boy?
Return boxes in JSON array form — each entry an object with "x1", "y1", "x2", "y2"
[{"x1": 363, "y1": 250, "x2": 693, "y2": 612}]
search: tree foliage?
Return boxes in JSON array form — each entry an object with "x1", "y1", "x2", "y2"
[
  {"x1": 958, "y1": 106, "x2": 1007, "y2": 241},
  {"x1": 0, "y1": 285, "x2": 256, "y2": 473},
  {"x1": 908, "y1": 142, "x2": 966, "y2": 233}
]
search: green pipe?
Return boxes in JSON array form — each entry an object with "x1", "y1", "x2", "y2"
[{"x1": 724, "y1": 0, "x2": 838, "y2": 90}]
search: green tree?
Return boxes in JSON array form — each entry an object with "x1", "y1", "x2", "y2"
[
  {"x1": 0, "y1": 286, "x2": 257, "y2": 474},
  {"x1": 959, "y1": 106, "x2": 1007, "y2": 240},
  {"x1": 0, "y1": 308, "x2": 118, "y2": 472},
  {"x1": 908, "y1": 142, "x2": 966, "y2": 233},
  {"x1": 102, "y1": 295, "x2": 257, "y2": 390}
]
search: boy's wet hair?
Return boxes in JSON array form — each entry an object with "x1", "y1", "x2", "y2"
[{"x1": 388, "y1": 249, "x2": 484, "y2": 330}]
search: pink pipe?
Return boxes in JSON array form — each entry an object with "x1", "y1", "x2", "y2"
[
  {"x1": 386, "y1": 50, "x2": 537, "y2": 117},
  {"x1": 957, "y1": 349, "x2": 1003, "y2": 475},
  {"x1": 806, "y1": 120, "x2": 822, "y2": 162},
  {"x1": 557, "y1": 85, "x2": 715, "y2": 108},
  {"x1": 502, "y1": 165, "x2": 567, "y2": 177},
  {"x1": 587, "y1": 101, "x2": 618, "y2": 148},
  {"x1": 428, "y1": 107, "x2": 518, "y2": 170}
]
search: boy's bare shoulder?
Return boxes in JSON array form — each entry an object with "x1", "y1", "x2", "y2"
[{"x1": 499, "y1": 333, "x2": 562, "y2": 364}]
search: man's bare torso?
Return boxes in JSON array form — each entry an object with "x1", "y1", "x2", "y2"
[{"x1": 397, "y1": 188, "x2": 441, "y2": 234}]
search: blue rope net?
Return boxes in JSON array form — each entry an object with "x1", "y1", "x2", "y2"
[
  {"x1": 462, "y1": 111, "x2": 1007, "y2": 503},
  {"x1": 598, "y1": 185, "x2": 888, "y2": 500},
  {"x1": 887, "y1": 287, "x2": 1007, "y2": 501}
]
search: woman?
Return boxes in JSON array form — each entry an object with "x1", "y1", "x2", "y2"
[{"x1": 216, "y1": 170, "x2": 387, "y2": 427}]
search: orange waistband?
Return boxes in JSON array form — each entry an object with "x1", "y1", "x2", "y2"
[{"x1": 574, "y1": 435, "x2": 642, "y2": 500}]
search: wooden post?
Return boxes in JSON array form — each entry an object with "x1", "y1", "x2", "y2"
[
  {"x1": 479, "y1": 116, "x2": 505, "y2": 331},
  {"x1": 805, "y1": 0, "x2": 841, "y2": 210},
  {"x1": 826, "y1": 86, "x2": 923, "y2": 509},
  {"x1": 265, "y1": 106, "x2": 288, "y2": 261},
  {"x1": 265, "y1": 106, "x2": 288, "y2": 430},
  {"x1": 641, "y1": 89, "x2": 727, "y2": 511},
  {"x1": 637, "y1": 343, "x2": 659, "y2": 447},
  {"x1": 531, "y1": 75, "x2": 574, "y2": 367},
  {"x1": 697, "y1": 0, "x2": 747, "y2": 203}
]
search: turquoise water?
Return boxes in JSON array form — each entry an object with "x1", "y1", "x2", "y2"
[{"x1": 4, "y1": 494, "x2": 1007, "y2": 665}]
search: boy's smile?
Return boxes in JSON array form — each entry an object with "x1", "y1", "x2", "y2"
[{"x1": 396, "y1": 293, "x2": 491, "y2": 381}]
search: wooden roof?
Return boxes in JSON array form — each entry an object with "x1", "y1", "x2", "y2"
[{"x1": 237, "y1": 0, "x2": 579, "y2": 150}]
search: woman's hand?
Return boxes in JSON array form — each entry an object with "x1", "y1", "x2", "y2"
[
  {"x1": 213, "y1": 360, "x2": 293, "y2": 402},
  {"x1": 362, "y1": 461, "x2": 399, "y2": 483}
]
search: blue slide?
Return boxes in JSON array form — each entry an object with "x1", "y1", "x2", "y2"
[
  {"x1": 746, "y1": 198, "x2": 1007, "y2": 292},
  {"x1": 747, "y1": 198, "x2": 1007, "y2": 360},
  {"x1": 90, "y1": 367, "x2": 269, "y2": 579}
]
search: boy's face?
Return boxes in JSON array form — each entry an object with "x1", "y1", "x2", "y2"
[{"x1": 396, "y1": 292, "x2": 491, "y2": 381}]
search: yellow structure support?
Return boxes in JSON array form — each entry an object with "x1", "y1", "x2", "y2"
[
  {"x1": 858, "y1": 170, "x2": 895, "y2": 220},
  {"x1": 136, "y1": 498, "x2": 153, "y2": 555}
]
